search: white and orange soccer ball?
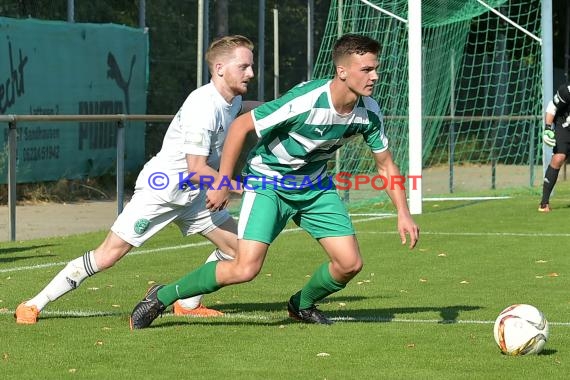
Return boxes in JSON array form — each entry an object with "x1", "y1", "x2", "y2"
[{"x1": 493, "y1": 304, "x2": 549, "y2": 356}]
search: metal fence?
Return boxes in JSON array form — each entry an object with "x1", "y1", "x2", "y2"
[{"x1": 0, "y1": 114, "x2": 172, "y2": 241}]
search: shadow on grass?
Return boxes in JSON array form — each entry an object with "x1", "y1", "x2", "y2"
[
  {"x1": 140, "y1": 297, "x2": 485, "y2": 329},
  {"x1": 30, "y1": 297, "x2": 493, "y2": 335},
  {"x1": 537, "y1": 348, "x2": 557, "y2": 356},
  {"x1": 329, "y1": 304, "x2": 483, "y2": 323},
  {"x1": 0, "y1": 244, "x2": 54, "y2": 255},
  {"x1": 423, "y1": 200, "x2": 490, "y2": 214},
  {"x1": 497, "y1": 348, "x2": 557, "y2": 356},
  {"x1": 0, "y1": 244, "x2": 57, "y2": 263}
]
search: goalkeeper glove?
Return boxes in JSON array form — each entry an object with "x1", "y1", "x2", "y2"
[{"x1": 543, "y1": 124, "x2": 555, "y2": 147}]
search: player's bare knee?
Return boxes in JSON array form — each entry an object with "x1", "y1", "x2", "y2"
[
  {"x1": 333, "y1": 257, "x2": 363, "y2": 277},
  {"x1": 345, "y1": 262, "x2": 363, "y2": 277},
  {"x1": 95, "y1": 257, "x2": 115, "y2": 270},
  {"x1": 93, "y1": 248, "x2": 128, "y2": 270},
  {"x1": 352, "y1": 259, "x2": 364, "y2": 274},
  {"x1": 232, "y1": 264, "x2": 260, "y2": 283},
  {"x1": 551, "y1": 155, "x2": 566, "y2": 168}
]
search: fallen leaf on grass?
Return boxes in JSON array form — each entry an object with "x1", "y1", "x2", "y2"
[
  {"x1": 547, "y1": 273, "x2": 559, "y2": 277},
  {"x1": 419, "y1": 278, "x2": 428, "y2": 283},
  {"x1": 111, "y1": 304, "x2": 121, "y2": 308},
  {"x1": 406, "y1": 343, "x2": 416, "y2": 348}
]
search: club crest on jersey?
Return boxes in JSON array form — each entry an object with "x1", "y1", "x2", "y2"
[{"x1": 134, "y1": 218, "x2": 150, "y2": 234}]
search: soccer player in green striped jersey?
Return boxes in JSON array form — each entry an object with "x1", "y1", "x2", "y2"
[{"x1": 130, "y1": 34, "x2": 420, "y2": 328}]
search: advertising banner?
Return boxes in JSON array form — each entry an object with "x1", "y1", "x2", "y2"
[{"x1": 0, "y1": 17, "x2": 148, "y2": 183}]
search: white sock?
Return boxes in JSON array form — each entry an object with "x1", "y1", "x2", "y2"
[
  {"x1": 25, "y1": 251, "x2": 100, "y2": 311},
  {"x1": 176, "y1": 249, "x2": 233, "y2": 309}
]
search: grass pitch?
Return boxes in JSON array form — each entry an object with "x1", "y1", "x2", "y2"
[{"x1": 1, "y1": 183, "x2": 570, "y2": 379}]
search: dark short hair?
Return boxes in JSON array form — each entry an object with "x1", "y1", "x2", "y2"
[{"x1": 332, "y1": 34, "x2": 380, "y2": 64}]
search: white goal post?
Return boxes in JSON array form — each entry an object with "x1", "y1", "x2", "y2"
[
  {"x1": 408, "y1": 0, "x2": 422, "y2": 214},
  {"x1": 405, "y1": 0, "x2": 552, "y2": 215},
  {"x1": 348, "y1": 0, "x2": 553, "y2": 214}
]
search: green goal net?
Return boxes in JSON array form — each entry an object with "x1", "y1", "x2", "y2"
[{"x1": 314, "y1": 0, "x2": 543, "y2": 211}]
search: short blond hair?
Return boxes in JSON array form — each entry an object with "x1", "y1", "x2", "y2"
[{"x1": 205, "y1": 35, "x2": 254, "y2": 74}]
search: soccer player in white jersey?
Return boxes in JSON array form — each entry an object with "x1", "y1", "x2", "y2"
[
  {"x1": 130, "y1": 34, "x2": 420, "y2": 329},
  {"x1": 15, "y1": 35, "x2": 257, "y2": 324}
]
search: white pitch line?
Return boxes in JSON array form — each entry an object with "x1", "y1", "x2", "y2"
[
  {"x1": 359, "y1": 231, "x2": 570, "y2": 237},
  {"x1": 2, "y1": 308, "x2": 569, "y2": 326},
  {"x1": 423, "y1": 196, "x2": 511, "y2": 201},
  {"x1": 1, "y1": 214, "x2": 393, "y2": 274}
]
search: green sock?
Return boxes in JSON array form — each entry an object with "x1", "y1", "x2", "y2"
[
  {"x1": 157, "y1": 261, "x2": 221, "y2": 306},
  {"x1": 292, "y1": 262, "x2": 346, "y2": 310}
]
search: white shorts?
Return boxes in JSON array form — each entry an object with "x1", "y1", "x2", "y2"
[{"x1": 111, "y1": 187, "x2": 231, "y2": 247}]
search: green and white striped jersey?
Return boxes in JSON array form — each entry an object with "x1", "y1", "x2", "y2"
[{"x1": 246, "y1": 79, "x2": 388, "y2": 187}]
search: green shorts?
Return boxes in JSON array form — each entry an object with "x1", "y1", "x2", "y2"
[{"x1": 237, "y1": 187, "x2": 355, "y2": 244}]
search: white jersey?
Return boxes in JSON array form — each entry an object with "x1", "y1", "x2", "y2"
[
  {"x1": 154, "y1": 81, "x2": 241, "y2": 173},
  {"x1": 112, "y1": 82, "x2": 241, "y2": 246},
  {"x1": 136, "y1": 82, "x2": 242, "y2": 204}
]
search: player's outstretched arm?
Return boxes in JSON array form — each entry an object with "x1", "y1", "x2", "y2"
[
  {"x1": 206, "y1": 112, "x2": 256, "y2": 210},
  {"x1": 372, "y1": 150, "x2": 420, "y2": 249}
]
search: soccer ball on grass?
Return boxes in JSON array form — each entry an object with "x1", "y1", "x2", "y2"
[{"x1": 493, "y1": 304, "x2": 549, "y2": 356}]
